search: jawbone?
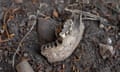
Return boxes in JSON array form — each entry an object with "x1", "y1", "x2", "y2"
[{"x1": 41, "y1": 14, "x2": 85, "y2": 63}]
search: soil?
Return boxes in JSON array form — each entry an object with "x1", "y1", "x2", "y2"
[{"x1": 0, "y1": 0, "x2": 120, "y2": 72}]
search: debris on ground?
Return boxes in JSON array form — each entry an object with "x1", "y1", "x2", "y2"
[
  {"x1": 0, "y1": 0, "x2": 119, "y2": 72},
  {"x1": 16, "y1": 59, "x2": 34, "y2": 72},
  {"x1": 99, "y1": 43, "x2": 115, "y2": 59}
]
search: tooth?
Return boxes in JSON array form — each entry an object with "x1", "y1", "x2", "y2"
[
  {"x1": 60, "y1": 33, "x2": 66, "y2": 38},
  {"x1": 66, "y1": 30, "x2": 69, "y2": 34},
  {"x1": 65, "y1": 32, "x2": 68, "y2": 35}
]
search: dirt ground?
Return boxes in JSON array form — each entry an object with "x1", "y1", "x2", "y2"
[{"x1": 0, "y1": 0, "x2": 120, "y2": 72}]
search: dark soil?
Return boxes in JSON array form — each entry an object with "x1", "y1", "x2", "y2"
[{"x1": 0, "y1": 0, "x2": 120, "y2": 72}]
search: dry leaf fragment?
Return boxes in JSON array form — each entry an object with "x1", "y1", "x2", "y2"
[{"x1": 53, "y1": 9, "x2": 59, "y2": 18}]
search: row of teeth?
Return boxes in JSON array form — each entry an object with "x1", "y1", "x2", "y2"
[
  {"x1": 41, "y1": 19, "x2": 73, "y2": 51},
  {"x1": 60, "y1": 30, "x2": 71, "y2": 37},
  {"x1": 41, "y1": 39, "x2": 62, "y2": 51},
  {"x1": 59, "y1": 19, "x2": 73, "y2": 38}
]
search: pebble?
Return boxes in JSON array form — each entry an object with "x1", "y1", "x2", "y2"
[
  {"x1": 0, "y1": 29, "x2": 4, "y2": 34},
  {"x1": 0, "y1": 50, "x2": 3, "y2": 53},
  {"x1": 99, "y1": 43, "x2": 115, "y2": 59},
  {"x1": 0, "y1": 67, "x2": 3, "y2": 70},
  {"x1": 107, "y1": 38, "x2": 112, "y2": 44},
  {"x1": 118, "y1": 32, "x2": 120, "y2": 36},
  {"x1": 99, "y1": 24, "x2": 104, "y2": 28}
]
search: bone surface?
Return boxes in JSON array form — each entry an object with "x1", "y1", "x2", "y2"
[{"x1": 41, "y1": 14, "x2": 85, "y2": 63}]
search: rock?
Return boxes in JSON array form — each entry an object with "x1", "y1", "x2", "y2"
[
  {"x1": 107, "y1": 37, "x2": 112, "y2": 45},
  {"x1": 99, "y1": 24, "x2": 104, "y2": 28},
  {"x1": 37, "y1": 18, "x2": 58, "y2": 45},
  {"x1": 16, "y1": 59, "x2": 34, "y2": 72},
  {"x1": 118, "y1": 32, "x2": 120, "y2": 36},
  {"x1": 99, "y1": 43, "x2": 115, "y2": 59},
  {"x1": 0, "y1": 67, "x2": 3, "y2": 70}
]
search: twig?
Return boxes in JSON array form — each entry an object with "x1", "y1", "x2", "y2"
[
  {"x1": 65, "y1": 8, "x2": 99, "y2": 18},
  {"x1": 3, "y1": 8, "x2": 11, "y2": 39},
  {"x1": 12, "y1": 15, "x2": 37, "y2": 67},
  {"x1": 65, "y1": 8, "x2": 109, "y2": 24}
]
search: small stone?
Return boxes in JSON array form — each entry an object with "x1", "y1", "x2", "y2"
[
  {"x1": 0, "y1": 29, "x2": 4, "y2": 34},
  {"x1": 0, "y1": 50, "x2": 3, "y2": 53},
  {"x1": 107, "y1": 26, "x2": 112, "y2": 30},
  {"x1": 107, "y1": 38, "x2": 112, "y2": 44},
  {"x1": 16, "y1": 60, "x2": 34, "y2": 72},
  {"x1": 99, "y1": 24, "x2": 104, "y2": 28},
  {"x1": 0, "y1": 67, "x2": 3, "y2": 70},
  {"x1": 118, "y1": 32, "x2": 120, "y2": 36},
  {"x1": 99, "y1": 43, "x2": 115, "y2": 59}
]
